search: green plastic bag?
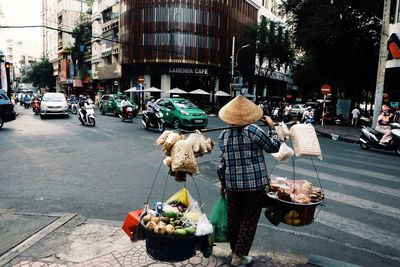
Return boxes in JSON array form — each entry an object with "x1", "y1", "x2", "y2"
[{"x1": 209, "y1": 196, "x2": 228, "y2": 242}]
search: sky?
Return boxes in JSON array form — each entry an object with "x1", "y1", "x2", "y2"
[{"x1": 0, "y1": 0, "x2": 43, "y2": 58}]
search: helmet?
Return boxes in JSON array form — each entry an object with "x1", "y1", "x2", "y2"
[
  {"x1": 307, "y1": 106, "x2": 312, "y2": 110},
  {"x1": 150, "y1": 96, "x2": 155, "y2": 102}
]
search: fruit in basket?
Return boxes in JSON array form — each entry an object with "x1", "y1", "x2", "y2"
[
  {"x1": 143, "y1": 214, "x2": 153, "y2": 224},
  {"x1": 155, "y1": 223, "x2": 166, "y2": 234},
  {"x1": 163, "y1": 211, "x2": 178, "y2": 219},
  {"x1": 151, "y1": 217, "x2": 160, "y2": 224},
  {"x1": 165, "y1": 224, "x2": 175, "y2": 235},
  {"x1": 283, "y1": 210, "x2": 300, "y2": 225},
  {"x1": 184, "y1": 226, "x2": 196, "y2": 236},
  {"x1": 173, "y1": 228, "x2": 187, "y2": 237},
  {"x1": 160, "y1": 217, "x2": 170, "y2": 224},
  {"x1": 147, "y1": 221, "x2": 157, "y2": 230}
]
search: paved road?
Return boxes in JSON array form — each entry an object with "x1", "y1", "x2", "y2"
[{"x1": 1, "y1": 105, "x2": 399, "y2": 266}]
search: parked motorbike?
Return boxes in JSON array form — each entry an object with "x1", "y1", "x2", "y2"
[
  {"x1": 142, "y1": 110, "x2": 165, "y2": 132},
  {"x1": 78, "y1": 102, "x2": 96, "y2": 127},
  {"x1": 120, "y1": 106, "x2": 133, "y2": 123},
  {"x1": 32, "y1": 100, "x2": 40, "y2": 115},
  {"x1": 359, "y1": 122, "x2": 400, "y2": 156}
]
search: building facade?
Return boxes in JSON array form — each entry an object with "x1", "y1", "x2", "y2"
[
  {"x1": 119, "y1": 0, "x2": 260, "y2": 100},
  {"x1": 91, "y1": 0, "x2": 122, "y2": 94},
  {"x1": 42, "y1": 0, "x2": 89, "y2": 93}
]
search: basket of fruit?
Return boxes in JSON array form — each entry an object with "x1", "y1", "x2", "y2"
[{"x1": 139, "y1": 204, "x2": 212, "y2": 262}]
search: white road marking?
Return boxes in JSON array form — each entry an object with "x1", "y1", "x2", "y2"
[{"x1": 274, "y1": 165, "x2": 400, "y2": 197}]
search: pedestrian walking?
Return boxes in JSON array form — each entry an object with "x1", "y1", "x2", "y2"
[
  {"x1": 217, "y1": 95, "x2": 280, "y2": 267},
  {"x1": 351, "y1": 107, "x2": 361, "y2": 126}
]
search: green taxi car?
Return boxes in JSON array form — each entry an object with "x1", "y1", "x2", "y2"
[
  {"x1": 156, "y1": 97, "x2": 208, "y2": 129},
  {"x1": 99, "y1": 94, "x2": 138, "y2": 117}
]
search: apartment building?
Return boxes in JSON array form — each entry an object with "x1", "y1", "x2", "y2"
[
  {"x1": 91, "y1": 0, "x2": 122, "y2": 94},
  {"x1": 42, "y1": 0, "x2": 89, "y2": 93}
]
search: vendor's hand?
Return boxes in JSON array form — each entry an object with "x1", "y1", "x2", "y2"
[
  {"x1": 220, "y1": 186, "x2": 226, "y2": 196},
  {"x1": 262, "y1": 116, "x2": 274, "y2": 127}
]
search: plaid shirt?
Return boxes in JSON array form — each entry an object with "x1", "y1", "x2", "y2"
[{"x1": 218, "y1": 124, "x2": 280, "y2": 191}]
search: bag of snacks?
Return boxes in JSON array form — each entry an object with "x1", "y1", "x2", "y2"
[
  {"x1": 171, "y1": 140, "x2": 199, "y2": 175},
  {"x1": 289, "y1": 124, "x2": 322, "y2": 158}
]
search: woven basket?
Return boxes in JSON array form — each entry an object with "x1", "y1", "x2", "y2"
[
  {"x1": 139, "y1": 223, "x2": 209, "y2": 262},
  {"x1": 290, "y1": 124, "x2": 321, "y2": 157}
]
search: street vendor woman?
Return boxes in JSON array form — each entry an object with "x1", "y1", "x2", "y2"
[{"x1": 217, "y1": 95, "x2": 281, "y2": 266}]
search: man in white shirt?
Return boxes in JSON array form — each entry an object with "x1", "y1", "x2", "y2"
[{"x1": 351, "y1": 107, "x2": 361, "y2": 126}]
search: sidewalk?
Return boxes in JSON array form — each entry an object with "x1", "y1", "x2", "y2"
[
  {"x1": 314, "y1": 124, "x2": 360, "y2": 143},
  {"x1": 1, "y1": 211, "x2": 317, "y2": 267}
]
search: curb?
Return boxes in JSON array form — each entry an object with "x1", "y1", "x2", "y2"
[{"x1": 315, "y1": 130, "x2": 359, "y2": 144}]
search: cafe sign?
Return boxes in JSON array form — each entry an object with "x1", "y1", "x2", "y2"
[{"x1": 169, "y1": 67, "x2": 209, "y2": 76}]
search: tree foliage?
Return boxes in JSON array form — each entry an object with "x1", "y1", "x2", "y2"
[
  {"x1": 23, "y1": 58, "x2": 55, "y2": 91},
  {"x1": 282, "y1": 0, "x2": 384, "y2": 102},
  {"x1": 71, "y1": 21, "x2": 92, "y2": 72},
  {"x1": 256, "y1": 16, "x2": 295, "y2": 77}
]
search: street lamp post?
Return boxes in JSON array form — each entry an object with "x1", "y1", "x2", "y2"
[{"x1": 235, "y1": 44, "x2": 250, "y2": 68}]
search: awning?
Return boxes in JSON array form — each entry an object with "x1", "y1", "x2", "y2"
[
  {"x1": 168, "y1": 88, "x2": 187, "y2": 94},
  {"x1": 73, "y1": 79, "x2": 83, "y2": 87},
  {"x1": 189, "y1": 89, "x2": 210, "y2": 95},
  {"x1": 215, "y1": 91, "x2": 231, "y2": 97}
]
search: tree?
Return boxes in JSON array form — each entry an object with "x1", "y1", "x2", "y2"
[
  {"x1": 252, "y1": 16, "x2": 295, "y2": 95},
  {"x1": 282, "y1": 0, "x2": 385, "y2": 103},
  {"x1": 71, "y1": 21, "x2": 92, "y2": 76},
  {"x1": 23, "y1": 58, "x2": 55, "y2": 91}
]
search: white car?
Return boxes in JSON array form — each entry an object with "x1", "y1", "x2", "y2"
[
  {"x1": 290, "y1": 104, "x2": 307, "y2": 118},
  {"x1": 40, "y1": 93, "x2": 69, "y2": 119}
]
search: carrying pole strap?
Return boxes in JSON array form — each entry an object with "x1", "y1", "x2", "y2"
[{"x1": 145, "y1": 156, "x2": 166, "y2": 207}]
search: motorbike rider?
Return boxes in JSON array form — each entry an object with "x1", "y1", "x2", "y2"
[
  {"x1": 376, "y1": 105, "x2": 394, "y2": 145},
  {"x1": 120, "y1": 96, "x2": 133, "y2": 116},
  {"x1": 146, "y1": 96, "x2": 160, "y2": 122},
  {"x1": 23, "y1": 94, "x2": 31, "y2": 106},
  {"x1": 303, "y1": 106, "x2": 314, "y2": 124},
  {"x1": 79, "y1": 96, "x2": 89, "y2": 122}
]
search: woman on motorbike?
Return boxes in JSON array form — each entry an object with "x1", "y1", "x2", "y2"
[{"x1": 376, "y1": 105, "x2": 393, "y2": 145}]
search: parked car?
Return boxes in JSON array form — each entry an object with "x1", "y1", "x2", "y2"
[
  {"x1": 156, "y1": 97, "x2": 208, "y2": 129},
  {"x1": 99, "y1": 94, "x2": 138, "y2": 117},
  {"x1": 0, "y1": 89, "x2": 17, "y2": 128},
  {"x1": 290, "y1": 104, "x2": 307, "y2": 118},
  {"x1": 40, "y1": 93, "x2": 69, "y2": 119}
]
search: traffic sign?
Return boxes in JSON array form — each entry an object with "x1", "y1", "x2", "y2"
[{"x1": 321, "y1": 84, "x2": 331, "y2": 95}]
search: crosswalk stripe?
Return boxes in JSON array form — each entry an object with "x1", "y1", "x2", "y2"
[
  {"x1": 323, "y1": 189, "x2": 400, "y2": 220},
  {"x1": 339, "y1": 148, "x2": 395, "y2": 159},
  {"x1": 316, "y1": 211, "x2": 400, "y2": 253},
  {"x1": 258, "y1": 222, "x2": 400, "y2": 264},
  {"x1": 296, "y1": 158, "x2": 399, "y2": 183},
  {"x1": 321, "y1": 155, "x2": 400, "y2": 172},
  {"x1": 274, "y1": 165, "x2": 400, "y2": 198}
]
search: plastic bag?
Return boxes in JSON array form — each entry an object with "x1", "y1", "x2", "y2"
[
  {"x1": 275, "y1": 122, "x2": 290, "y2": 141},
  {"x1": 166, "y1": 187, "x2": 194, "y2": 207},
  {"x1": 195, "y1": 214, "x2": 213, "y2": 236},
  {"x1": 208, "y1": 196, "x2": 228, "y2": 242},
  {"x1": 271, "y1": 142, "x2": 294, "y2": 161}
]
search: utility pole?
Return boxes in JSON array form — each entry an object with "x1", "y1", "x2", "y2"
[
  {"x1": 372, "y1": 0, "x2": 391, "y2": 127},
  {"x1": 231, "y1": 36, "x2": 235, "y2": 82}
]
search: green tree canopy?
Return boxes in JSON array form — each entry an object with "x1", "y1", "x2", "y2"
[
  {"x1": 282, "y1": 0, "x2": 384, "y2": 102},
  {"x1": 23, "y1": 58, "x2": 55, "y2": 91},
  {"x1": 256, "y1": 16, "x2": 295, "y2": 77}
]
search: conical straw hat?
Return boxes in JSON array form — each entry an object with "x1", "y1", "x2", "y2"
[{"x1": 219, "y1": 95, "x2": 263, "y2": 125}]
